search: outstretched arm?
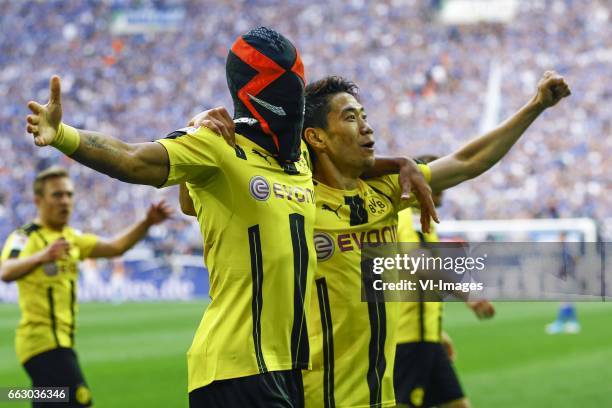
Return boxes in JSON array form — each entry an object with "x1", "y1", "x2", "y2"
[
  {"x1": 1, "y1": 239, "x2": 70, "y2": 282},
  {"x1": 88, "y1": 201, "x2": 172, "y2": 258},
  {"x1": 428, "y1": 71, "x2": 571, "y2": 192},
  {"x1": 26, "y1": 76, "x2": 169, "y2": 186}
]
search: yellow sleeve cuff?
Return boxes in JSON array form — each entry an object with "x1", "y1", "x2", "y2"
[
  {"x1": 417, "y1": 163, "x2": 431, "y2": 183},
  {"x1": 51, "y1": 123, "x2": 80, "y2": 155}
]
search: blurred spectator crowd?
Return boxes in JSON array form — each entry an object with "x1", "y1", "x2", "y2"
[{"x1": 1, "y1": 0, "x2": 610, "y2": 253}]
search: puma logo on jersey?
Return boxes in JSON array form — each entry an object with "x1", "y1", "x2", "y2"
[
  {"x1": 321, "y1": 204, "x2": 342, "y2": 218},
  {"x1": 248, "y1": 93, "x2": 287, "y2": 116}
]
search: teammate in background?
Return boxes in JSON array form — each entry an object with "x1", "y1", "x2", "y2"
[
  {"x1": 0, "y1": 166, "x2": 171, "y2": 408},
  {"x1": 546, "y1": 233, "x2": 581, "y2": 334},
  {"x1": 397, "y1": 155, "x2": 495, "y2": 408},
  {"x1": 24, "y1": 27, "x2": 435, "y2": 407},
  {"x1": 184, "y1": 71, "x2": 569, "y2": 407}
]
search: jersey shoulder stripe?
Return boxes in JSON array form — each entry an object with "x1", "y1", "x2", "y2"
[
  {"x1": 368, "y1": 184, "x2": 394, "y2": 204},
  {"x1": 164, "y1": 126, "x2": 198, "y2": 139},
  {"x1": 20, "y1": 222, "x2": 41, "y2": 236},
  {"x1": 3, "y1": 224, "x2": 39, "y2": 259}
]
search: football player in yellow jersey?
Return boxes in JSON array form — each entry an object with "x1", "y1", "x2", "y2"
[
  {"x1": 299, "y1": 73, "x2": 568, "y2": 408},
  {"x1": 181, "y1": 71, "x2": 570, "y2": 408},
  {"x1": 396, "y1": 155, "x2": 495, "y2": 408},
  {"x1": 300, "y1": 78, "x2": 432, "y2": 408},
  {"x1": 0, "y1": 166, "x2": 171, "y2": 408},
  {"x1": 26, "y1": 27, "x2": 322, "y2": 407}
]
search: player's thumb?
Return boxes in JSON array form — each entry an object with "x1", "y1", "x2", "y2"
[
  {"x1": 400, "y1": 180, "x2": 411, "y2": 199},
  {"x1": 49, "y1": 75, "x2": 62, "y2": 105}
]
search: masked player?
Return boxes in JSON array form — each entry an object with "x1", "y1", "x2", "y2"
[
  {"x1": 25, "y1": 27, "x2": 317, "y2": 407},
  {"x1": 0, "y1": 166, "x2": 171, "y2": 408}
]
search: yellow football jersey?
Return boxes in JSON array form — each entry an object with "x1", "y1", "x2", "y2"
[
  {"x1": 1, "y1": 223, "x2": 98, "y2": 363},
  {"x1": 157, "y1": 128, "x2": 316, "y2": 392},
  {"x1": 396, "y1": 209, "x2": 443, "y2": 344},
  {"x1": 304, "y1": 165, "x2": 430, "y2": 408}
]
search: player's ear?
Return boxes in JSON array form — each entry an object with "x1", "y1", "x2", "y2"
[{"x1": 303, "y1": 127, "x2": 326, "y2": 151}]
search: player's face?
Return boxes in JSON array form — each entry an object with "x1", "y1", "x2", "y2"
[
  {"x1": 37, "y1": 177, "x2": 74, "y2": 227},
  {"x1": 324, "y1": 93, "x2": 375, "y2": 173}
]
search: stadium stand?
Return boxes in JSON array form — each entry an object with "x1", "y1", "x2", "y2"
[{"x1": 1, "y1": 0, "x2": 610, "y2": 251}]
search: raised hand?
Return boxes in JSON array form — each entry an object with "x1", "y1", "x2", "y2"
[
  {"x1": 534, "y1": 70, "x2": 571, "y2": 109},
  {"x1": 467, "y1": 299, "x2": 495, "y2": 320},
  {"x1": 26, "y1": 75, "x2": 63, "y2": 146},
  {"x1": 145, "y1": 200, "x2": 173, "y2": 225},
  {"x1": 441, "y1": 331, "x2": 456, "y2": 362},
  {"x1": 398, "y1": 160, "x2": 439, "y2": 233}
]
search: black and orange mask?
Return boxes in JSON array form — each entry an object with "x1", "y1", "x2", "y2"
[{"x1": 226, "y1": 27, "x2": 305, "y2": 165}]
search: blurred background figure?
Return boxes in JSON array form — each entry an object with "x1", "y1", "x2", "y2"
[
  {"x1": 546, "y1": 232, "x2": 581, "y2": 334},
  {"x1": 546, "y1": 303, "x2": 580, "y2": 334},
  {"x1": 396, "y1": 154, "x2": 496, "y2": 408},
  {"x1": 0, "y1": 166, "x2": 171, "y2": 407}
]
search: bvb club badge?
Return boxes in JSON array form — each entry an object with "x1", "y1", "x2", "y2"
[{"x1": 43, "y1": 263, "x2": 58, "y2": 276}]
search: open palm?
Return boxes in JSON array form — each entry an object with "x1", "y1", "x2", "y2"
[{"x1": 26, "y1": 75, "x2": 63, "y2": 146}]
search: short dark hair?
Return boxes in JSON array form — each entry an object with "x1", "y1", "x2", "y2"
[
  {"x1": 33, "y1": 166, "x2": 69, "y2": 196},
  {"x1": 304, "y1": 76, "x2": 359, "y2": 131}
]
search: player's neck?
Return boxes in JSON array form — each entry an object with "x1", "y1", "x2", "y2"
[
  {"x1": 314, "y1": 155, "x2": 361, "y2": 190},
  {"x1": 35, "y1": 217, "x2": 65, "y2": 232},
  {"x1": 235, "y1": 123, "x2": 277, "y2": 156}
]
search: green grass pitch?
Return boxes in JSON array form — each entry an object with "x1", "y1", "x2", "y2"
[{"x1": 1, "y1": 301, "x2": 611, "y2": 407}]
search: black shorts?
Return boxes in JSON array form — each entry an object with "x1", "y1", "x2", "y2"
[
  {"x1": 22, "y1": 347, "x2": 92, "y2": 408},
  {"x1": 189, "y1": 369, "x2": 304, "y2": 408},
  {"x1": 394, "y1": 342, "x2": 464, "y2": 407}
]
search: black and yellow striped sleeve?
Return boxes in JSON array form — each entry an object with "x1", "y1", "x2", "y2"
[{"x1": 1, "y1": 228, "x2": 35, "y2": 261}]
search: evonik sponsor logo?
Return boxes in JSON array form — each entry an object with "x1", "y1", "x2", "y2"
[{"x1": 337, "y1": 225, "x2": 398, "y2": 252}]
